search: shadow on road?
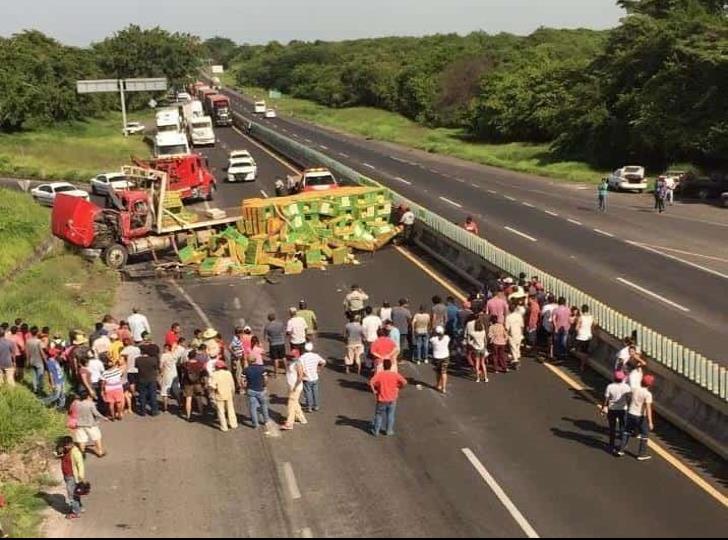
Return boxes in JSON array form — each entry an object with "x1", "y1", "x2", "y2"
[
  {"x1": 36, "y1": 492, "x2": 67, "y2": 515},
  {"x1": 335, "y1": 415, "x2": 372, "y2": 435}
]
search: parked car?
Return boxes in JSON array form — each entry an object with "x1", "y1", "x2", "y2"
[
  {"x1": 226, "y1": 157, "x2": 258, "y2": 182},
  {"x1": 264, "y1": 108, "x2": 277, "y2": 119},
  {"x1": 607, "y1": 166, "x2": 647, "y2": 192},
  {"x1": 122, "y1": 122, "x2": 146, "y2": 136},
  {"x1": 89, "y1": 172, "x2": 132, "y2": 196},
  {"x1": 31, "y1": 182, "x2": 89, "y2": 207},
  {"x1": 676, "y1": 172, "x2": 728, "y2": 201},
  {"x1": 176, "y1": 92, "x2": 192, "y2": 102}
]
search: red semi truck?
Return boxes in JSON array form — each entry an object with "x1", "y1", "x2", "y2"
[
  {"x1": 131, "y1": 154, "x2": 216, "y2": 202},
  {"x1": 206, "y1": 94, "x2": 232, "y2": 126},
  {"x1": 52, "y1": 166, "x2": 237, "y2": 269}
]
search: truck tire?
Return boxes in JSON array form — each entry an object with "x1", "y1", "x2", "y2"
[
  {"x1": 103, "y1": 244, "x2": 128, "y2": 270},
  {"x1": 206, "y1": 185, "x2": 215, "y2": 202}
]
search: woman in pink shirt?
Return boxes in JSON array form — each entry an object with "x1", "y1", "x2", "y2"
[
  {"x1": 487, "y1": 315, "x2": 509, "y2": 374},
  {"x1": 249, "y1": 336, "x2": 264, "y2": 365}
]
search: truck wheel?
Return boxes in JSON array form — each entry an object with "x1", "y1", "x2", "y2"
[
  {"x1": 206, "y1": 185, "x2": 215, "y2": 202},
  {"x1": 103, "y1": 244, "x2": 128, "y2": 269}
]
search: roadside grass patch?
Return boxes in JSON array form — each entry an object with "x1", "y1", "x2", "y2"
[
  {"x1": 0, "y1": 189, "x2": 50, "y2": 280},
  {"x1": 241, "y1": 86, "x2": 608, "y2": 184},
  {"x1": 0, "y1": 112, "x2": 152, "y2": 182}
]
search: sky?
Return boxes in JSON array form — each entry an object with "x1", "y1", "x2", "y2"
[{"x1": 1, "y1": 0, "x2": 624, "y2": 46}]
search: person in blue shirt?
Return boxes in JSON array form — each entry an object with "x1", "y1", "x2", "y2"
[
  {"x1": 445, "y1": 296, "x2": 460, "y2": 337},
  {"x1": 43, "y1": 351, "x2": 66, "y2": 410}
]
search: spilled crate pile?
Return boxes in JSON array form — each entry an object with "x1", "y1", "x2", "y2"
[{"x1": 178, "y1": 186, "x2": 401, "y2": 276}]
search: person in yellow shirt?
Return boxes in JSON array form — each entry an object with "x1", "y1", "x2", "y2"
[{"x1": 108, "y1": 333, "x2": 124, "y2": 365}]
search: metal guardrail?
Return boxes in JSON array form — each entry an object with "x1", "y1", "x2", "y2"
[{"x1": 239, "y1": 113, "x2": 728, "y2": 402}]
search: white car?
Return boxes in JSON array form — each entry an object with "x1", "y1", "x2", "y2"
[
  {"x1": 176, "y1": 92, "x2": 192, "y2": 102},
  {"x1": 228, "y1": 149, "x2": 252, "y2": 161},
  {"x1": 264, "y1": 108, "x2": 277, "y2": 119},
  {"x1": 608, "y1": 166, "x2": 647, "y2": 192},
  {"x1": 227, "y1": 157, "x2": 258, "y2": 182},
  {"x1": 254, "y1": 101, "x2": 266, "y2": 114},
  {"x1": 89, "y1": 173, "x2": 132, "y2": 196},
  {"x1": 122, "y1": 122, "x2": 145, "y2": 136},
  {"x1": 31, "y1": 182, "x2": 89, "y2": 207}
]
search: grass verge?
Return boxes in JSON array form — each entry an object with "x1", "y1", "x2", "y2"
[
  {"x1": 0, "y1": 188, "x2": 50, "y2": 280},
  {"x1": 240, "y1": 85, "x2": 608, "y2": 184},
  {"x1": 0, "y1": 112, "x2": 152, "y2": 182}
]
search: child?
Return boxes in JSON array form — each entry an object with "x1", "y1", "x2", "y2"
[{"x1": 57, "y1": 436, "x2": 85, "y2": 519}]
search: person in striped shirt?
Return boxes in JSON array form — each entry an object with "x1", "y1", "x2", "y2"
[{"x1": 100, "y1": 357, "x2": 125, "y2": 421}]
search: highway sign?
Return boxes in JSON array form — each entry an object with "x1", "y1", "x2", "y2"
[{"x1": 211, "y1": 65, "x2": 224, "y2": 74}]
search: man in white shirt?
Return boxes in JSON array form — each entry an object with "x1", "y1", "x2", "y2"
[
  {"x1": 286, "y1": 308, "x2": 308, "y2": 354},
  {"x1": 344, "y1": 284, "x2": 369, "y2": 318},
  {"x1": 619, "y1": 374, "x2": 655, "y2": 461},
  {"x1": 92, "y1": 332, "x2": 111, "y2": 358},
  {"x1": 127, "y1": 308, "x2": 151, "y2": 344},
  {"x1": 299, "y1": 343, "x2": 326, "y2": 412},
  {"x1": 601, "y1": 371, "x2": 631, "y2": 455},
  {"x1": 361, "y1": 306, "x2": 382, "y2": 370},
  {"x1": 505, "y1": 304, "x2": 525, "y2": 368},
  {"x1": 399, "y1": 207, "x2": 415, "y2": 244}
]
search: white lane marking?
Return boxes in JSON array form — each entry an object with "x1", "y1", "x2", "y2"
[
  {"x1": 522, "y1": 202, "x2": 535, "y2": 208},
  {"x1": 627, "y1": 241, "x2": 728, "y2": 264},
  {"x1": 338, "y1": 152, "x2": 349, "y2": 158},
  {"x1": 395, "y1": 176, "x2": 412, "y2": 185},
  {"x1": 282, "y1": 462, "x2": 302, "y2": 500},
  {"x1": 390, "y1": 155, "x2": 406, "y2": 163},
  {"x1": 626, "y1": 241, "x2": 728, "y2": 281},
  {"x1": 232, "y1": 126, "x2": 300, "y2": 174},
  {"x1": 505, "y1": 195, "x2": 516, "y2": 201},
  {"x1": 594, "y1": 228, "x2": 614, "y2": 238},
  {"x1": 301, "y1": 528, "x2": 313, "y2": 538},
  {"x1": 471, "y1": 183, "x2": 480, "y2": 188},
  {"x1": 567, "y1": 218, "x2": 582, "y2": 226},
  {"x1": 616, "y1": 277, "x2": 691, "y2": 312},
  {"x1": 319, "y1": 145, "x2": 328, "y2": 150},
  {"x1": 363, "y1": 163, "x2": 376, "y2": 170},
  {"x1": 487, "y1": 189, "x2": 497, "y2": 194},
  {"x1": 260, "y1": 189, "x2": 269, "y2": 198},
  {"x1": 439, "y1": 196, "x2": 462, "y2": 209},
  {"x1": 504, "y1": 226, "x2": 537, "y2": 242},
  {"x1": 462, "y1": 449, "x2": 540, "y2": 539},
  {"x1": 303, "y1": 138, "x2": 313, "y2": 144},
  {"x1": 169, "y1": 281, "x2": 213, "y2": 327},
  {"x1": 455, "y1": 177, "x2": 466, "y2": 183},
  {"x1": 545, "y1": 210, "x2": 559, "y2": 217}
]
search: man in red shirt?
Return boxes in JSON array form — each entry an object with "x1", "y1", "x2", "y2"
[
  {"x1": 164, "y1": 323, "x2": 181, "y2": 349},
  {"x1": 486, "y1": 289, "x2": 509, "y2": 324},
  {"x1": 370, "y1": 359, "x2": 407, "y2": 436},
  {"x1": 370, "y1": 328, "x2": 397, "y2": 372},
  {"x1": 526, "y1": 293, "x2": 541, "y2": 351}
]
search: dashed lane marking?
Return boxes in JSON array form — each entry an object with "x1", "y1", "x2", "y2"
[
  {"x1": 462, "y1": 449, "x2": 540, "y2": 538},
  {"x1": 567, "y1": 218, "x2": 582, "y2": 226},
  {"x1": 545, "y1": 210, "x2": 559, "y2": 217},
  {"x1": 260, "y1": 190, "x2": 269, "y2": 198},
  {"x1": 339, "y1": 152, "x2": 349, "y2": 158},
  {"x1": 522, "y1": 202, "x2": 535, "y2": 208},
  {"x1": 439, "y1": 196, "x2": 462, "y2": 209},
  {"x1": 487, "y1": 189, "x2": 497, "y2": 195},
  {"x1": 594, "y1": 228, "x2": 614, "y2": 238},
  {"x1": 505, "y1": 195, "x2": 516, "y2": 201},
  {"x1": 395, "y1": 177, "x2": 412, "y2": 185},
  {"x1": 504, "y1": 226, "x2": 537, "y2": 242},
  {"x1": 363, "y1": 163, "x2": 376, "y2": 170},
  {"x1": 616, "y1": 277, "x2": 690, "y2": 312},
  {"x1": 282, "y1": 462, "x2": 302, "y2": 500}
]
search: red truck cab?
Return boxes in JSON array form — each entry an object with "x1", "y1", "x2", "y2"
[{"x1": 207, "y1": 94, "x2": 232, "y2": 126}]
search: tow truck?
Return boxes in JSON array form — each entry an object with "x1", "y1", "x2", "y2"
[{"x1": 51, "y1": 166, "x2": 237, "y2": 269}]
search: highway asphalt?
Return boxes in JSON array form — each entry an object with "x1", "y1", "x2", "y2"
[
  {"x1": 44, "y1": 122, "x2": 728, "y2": 538},
  {"x1": 219, "y1": 87, "x2": 728, "y2": 366}
]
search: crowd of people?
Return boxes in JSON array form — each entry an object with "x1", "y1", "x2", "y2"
[{"x1": 0, "y1": 269, "x2": 659, "y2": 521}]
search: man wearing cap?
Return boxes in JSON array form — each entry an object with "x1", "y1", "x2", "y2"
[
  {"x1": 619, "y1": 375, "x2": 655, "y2": 461},
  {"x1": 127, "y1": 308, "x2": 151, "y2": 345},
  {"x1": 202, "y1": 328, "x2": 221, "y2": 364},
  {"x1": 297, "y1": 301, "x2": 318, "y2": 342},
  {"x1": 300, "y1": 342, "x2": 326, "y2": 413},
  {"x1": 602, "y1": 371, "x2": 632, "y2": 455},
  {"x1": 286, "y1": 308, "x2": 308, "y2": 358},
  {"x1": 209, "y1": 360, "x2": 238, "y2": 432},
  {"x1": 281, "y1": 350, "x2": 307, "y2": 430}
]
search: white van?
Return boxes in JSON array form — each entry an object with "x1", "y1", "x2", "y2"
[{"x1": 254, "y1": 101, "x2": 266, "y2": 114}]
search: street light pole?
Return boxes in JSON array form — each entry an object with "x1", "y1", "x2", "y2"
[{"x1": 119, "y1": 80, "x2": 128, "y2": 137}]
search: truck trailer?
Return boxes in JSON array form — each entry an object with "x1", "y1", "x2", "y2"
[{"x1": 206, "y1": 94, "x2": 232, "y2": 126}]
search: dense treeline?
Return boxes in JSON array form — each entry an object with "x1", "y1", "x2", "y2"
[
  {"x1": 228, "y1": 0, "x2": 728, "y2": 169},
  {"x1": 0, "y1": 26, "x2": 202, "y2": 131}
]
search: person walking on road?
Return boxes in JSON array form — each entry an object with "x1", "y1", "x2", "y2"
[
  {"x1": 399, "y1": 206, "x2": 415, "y2": 244},
  {"x1": 281, "y1": 350, "x2": 307, "y2": 431},
  {"x1": 297, "y1": 300, "x2": 318, "y2": 342},
  {"x1": 505, "y1": 303, "x2": 524, "y2": 369},
  {"x1": 209, "y1": 360, "x2": 238, "y2": 432},
  {"x1": 431, "y1": 326, "x2": 451, "y2": 394},
  {"x1": 43, "y1": 351, "x2": 66, "y2": 409},
  {"x1": 136, "y1": 334, "x2": 161, "y2": 417},
  {"x1": 411, "y1": 305, "x2": 431, "y2": 365},
  {"x1": 300, "y1": 342, "x2": 326, "y2": 413},
  {"x1": 127, "y1": 308, "x2": 151, "y2": 344},
  {"x1": 74, "y1": 391, "x2": 107, "y2": 457},
  {"x1": 597, "y1": 178, "x2": 608, "y2": 212},
  {"x1": 370, "y1": 359, "x2": 408, "y2": 436},
  {"x1": 466, "y1": 318, "x2": 488, "y2": 383},
  {"x1": 159, "y1": 343, "x2": 179, "y2": 413},
  {"x1": 361, "y1": 306, "x2": 382, "y2": 371},
  {"x1": 619, "y1": 374, "x2": 655, "y2": 461},
  {"x1": 344, "y1": 315, "x2": 364, "y2": 375},
  {"x1": 344, "y1": 284, "x2": 369, "y2": 319},
  {"x1": 57, "y1": 436, "x2": 85, "y2": 520},
  {"x1": 181, "y1": 350, "x2": 208, "y2": 422},
  {"x1": 488, "y1": 315, "x2": 509, "y2": 374},
  {"x1": 601, "y1": 371, "x2": 631, "y2": 455},
  {"x1": 100, "y1": 356, "x2": 125, "y2": 421},
  {"x1": 286, "y1": 307, "x2": 308, "y2": 359},
  {"x1": 264, "y1": 313, "x2": 287, "y2": 379},
  {"x1": 551, "y1": 297, "x2": 571, "y2": 361},
  {"x1": 243, "y1": 360, "x2": 271, "y2": 434},
  {"x1": 575, "y1": 305, "x2": 595, "y2": 371},
  {"x1": 391, "y1": 298, "x2": 413, "y2": 361},
  {"x1": 26, "y1": 326, "x2": 46, "y2": 395}
]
